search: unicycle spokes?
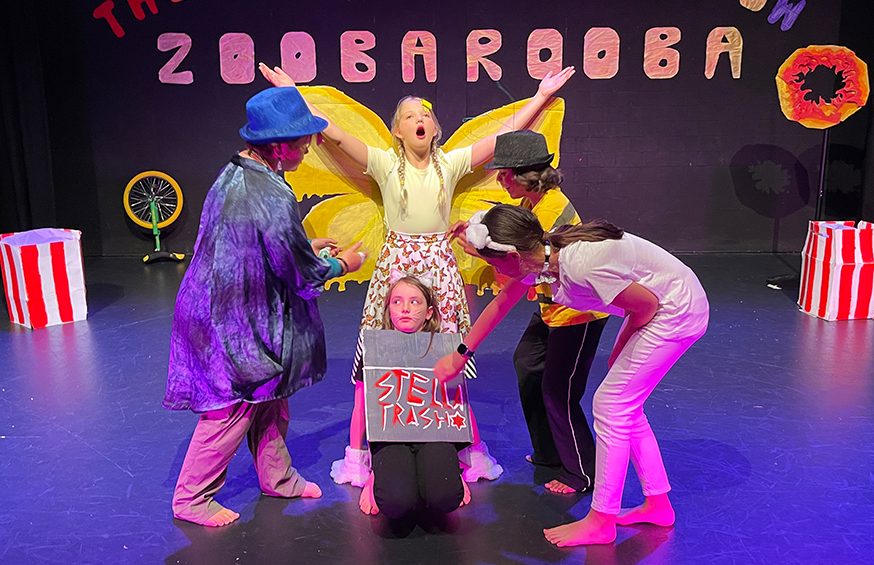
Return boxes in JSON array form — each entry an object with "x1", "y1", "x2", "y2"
[{"x1": 123, "y1": 170, "x2": 186, "y2": 263}]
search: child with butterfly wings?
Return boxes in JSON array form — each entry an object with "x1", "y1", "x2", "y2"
[{"x1": 259, "y1": 63, "x2": 575, "y2": 485}]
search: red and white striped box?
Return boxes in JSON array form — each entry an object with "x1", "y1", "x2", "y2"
[
  {"x1": 798, "y1": 220, "x2": 874, "y2": 321},
  {"x1": 0, "y1": 228, "x2": 87, "y2": 329}
]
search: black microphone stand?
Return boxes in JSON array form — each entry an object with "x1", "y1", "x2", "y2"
[{"x1": 766, "y1": 128, "x2": 830, "y2": 289}]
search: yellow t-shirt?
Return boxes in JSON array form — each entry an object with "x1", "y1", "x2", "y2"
[
  {"x1": 522, "y1": 189, "x2": 609, "y2": 327},
  {"x1": 366, "y1": 146, "x2": 472, "y2": 234}
]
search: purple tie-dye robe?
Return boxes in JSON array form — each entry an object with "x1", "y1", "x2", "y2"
[{"x1": 163, "y1": 155, "x2": 338, "y2": 413}]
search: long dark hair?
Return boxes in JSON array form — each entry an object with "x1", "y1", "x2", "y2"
[{"x1": 477, "y1": 204, "x2": 624, "y2": 258}]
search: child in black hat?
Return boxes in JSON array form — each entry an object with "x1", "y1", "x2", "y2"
[{"x1": 455, "y1": 130, "x2": 609, "y2": 495}]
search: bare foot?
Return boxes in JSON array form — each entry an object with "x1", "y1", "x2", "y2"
[
  {"x1": 525, "y1": 454, "x2": 559, "y2": 467},
  {"x1": 301, "y1": 481, "x2": 322, "y2": 499},
  {"x1": 459, "y1": 479, "x2": 471, "y2": 508},
  {"x1": 202, "y1": 507, "x2": 240, "y2": 527},
  {"x1": 543, "y1": 511, "x2": 616, "y2": 547},
  {"x1": 175, "y1": 504, "x2": 240, "y2": 527},
  {"x1": 616, "y1": 494, "x2": 675, "y2": 526},
  {"x1": 545, "y1": 479, "x2": 576, "y2": 494},
  {"x1": 358, "y1": 472, "x2": 379, "y2": 515}
]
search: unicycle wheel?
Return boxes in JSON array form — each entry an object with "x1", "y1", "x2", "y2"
[{"x1": 123, "y1": 170, "x2": 183, "y2": 229}]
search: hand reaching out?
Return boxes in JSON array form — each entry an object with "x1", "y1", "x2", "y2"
[
  {"x1": 258, "y1": 62, "x2": 296, "y2": 87},
  {"x1": 434, "y1": 353, "x2": 466, "y2": 383},
  {"x1": 447, "y1": 221, "x2": 468, "y2": 242},
  {"x1": 338, "y1": 242, "x2": 367, "y2": 273},
  {"x1": 447, "y1": 221, "x2": 479, "y2": 257},
  {"x1": 537, "y1": 66, "x2": 576, "y2": 98}
]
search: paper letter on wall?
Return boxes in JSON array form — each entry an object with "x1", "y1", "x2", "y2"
[
  {"x1": 583, "y1": 28, "x2": 620, "y2": 79},
  {"x1": 644, "y1": 27, "x2": 681, "y2": 79},
  {"x1": 158, "y1": 33, "x2": 193, "y2": 84},
  {"x1": 402, "y1": 31, "x2": 438, "y2": 83},
  {"x1": 341, "y1": 31, "x2": 377, "y2": 83},
  {"x1": 527, "y1": 29, "x2": 563, "y2": 80},
  {"x1": 281, "y1": 32, "x2": 317, "y2": 83},
  {"x1": 219, "y1": 33, "x2": 255, "y2": 84},
  {"x1": 705, "y1": 27, "x2": 743, "y2": 79},
  {"x1": 467, "y1": 30, "x2": 502, "y2": 82}
]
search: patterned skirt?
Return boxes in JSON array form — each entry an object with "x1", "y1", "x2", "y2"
[{"x1": 351, "y1": 230, "x2": 475, "y2": 380}]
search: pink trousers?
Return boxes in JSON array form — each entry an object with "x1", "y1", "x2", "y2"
[
  {"x1": 590, "y1": 324, "x2": 706, "y2": 515},
  {"x1": 172, "y1": 398, "x2": 306, "y2": 523}
]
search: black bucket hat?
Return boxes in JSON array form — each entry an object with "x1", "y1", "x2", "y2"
[{"x1": 484, "y1": 130, "x2": 554, "y2": 170}]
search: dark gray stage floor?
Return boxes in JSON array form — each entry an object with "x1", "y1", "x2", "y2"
[{"x1": 1, "y1": 254, "x2": 872, "y2": 564}]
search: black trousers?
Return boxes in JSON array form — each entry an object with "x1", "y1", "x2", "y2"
[
  {"x1": 371, "y1": 442, "x2": 464, "y2": 520},
  {"x1": 513, "y1": 311, "x2": 608, "y2": 491}
]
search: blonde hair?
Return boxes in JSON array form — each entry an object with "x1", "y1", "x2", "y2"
[
  {"x1": 390, "y1": 96, "x2": 447, "y2": 219},
  {"x1": 381, "y1": 276, "x2": 442, "y2": 333}
]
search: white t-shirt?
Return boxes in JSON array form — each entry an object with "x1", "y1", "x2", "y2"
[
  {"x1": 552, "y1": 233, "x2": 709, "y2": 338},
  {"x1": 366, "y1": 146, "x2": 472, "y2": 234}
]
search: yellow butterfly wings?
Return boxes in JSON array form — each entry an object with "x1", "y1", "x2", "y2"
[{"x1": 285, "y1": 86, "x2": 565, "y2": 293}]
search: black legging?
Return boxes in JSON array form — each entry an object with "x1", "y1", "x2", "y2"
[
  {"x1": 514, "y1": 312, "x2": 608, "y2": 491},
  {"x1": 371, "y1": 442, "x2": 464, "y2": 519}
]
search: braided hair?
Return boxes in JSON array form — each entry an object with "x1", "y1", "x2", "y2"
[{"x1": 391, "y1": 96, "x2": 447, "y2": 219}]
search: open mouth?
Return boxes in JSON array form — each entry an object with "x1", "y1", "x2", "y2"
[{"x1": 416, "y1": 125, "x2": 426, "y2": 139}]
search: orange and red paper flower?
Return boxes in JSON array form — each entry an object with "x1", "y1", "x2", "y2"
[{"x1": 776, "y1": 45, "x2": 869, "y2": 129}]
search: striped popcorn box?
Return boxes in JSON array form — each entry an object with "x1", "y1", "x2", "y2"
[
  {"x1": 798, "y1": 220, "x2": 874, "y2": 321},
  {"x1": 0, "y1": 228, "x2": 88, "y2": 329}
]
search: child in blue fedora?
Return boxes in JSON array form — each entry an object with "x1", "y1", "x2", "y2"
[{"x1": 164, "y1": 87, "x2": 367, "y2": 527}]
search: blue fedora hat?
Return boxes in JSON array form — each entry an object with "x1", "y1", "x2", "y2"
[{"x1": 239, "y1": 87, "x2": 328, "y2": 144}]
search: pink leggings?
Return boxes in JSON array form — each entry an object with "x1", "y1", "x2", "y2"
[
  {"x1": 590, "y1": 326, "x2": 705, "y2": 515},
  {"x1": 172, "y1": 398, "x2": 306, "y2": 522}
]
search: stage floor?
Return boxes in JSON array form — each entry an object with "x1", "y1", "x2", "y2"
[{"x1": 1, "y1": 254, "x2": 872, "y2": 564}]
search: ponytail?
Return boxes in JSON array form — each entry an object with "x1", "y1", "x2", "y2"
[
  {"x1": 476, "y1": 205, "x2": 623, "y2": 258},
  {"x1": 512, "y1": 166, "x2": 563, "y2": 194},
  {"x1": 544, "y1": 220, "x2": 624, "y2": 249}
]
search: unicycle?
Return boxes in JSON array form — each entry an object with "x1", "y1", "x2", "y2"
[{"x1": 123, "y1": 170, "x2": 186, "y2": 263}]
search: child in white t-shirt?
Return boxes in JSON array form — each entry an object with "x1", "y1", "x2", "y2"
[{"x1": 436, "y1": 204, "x2": 709, "y2": 547}]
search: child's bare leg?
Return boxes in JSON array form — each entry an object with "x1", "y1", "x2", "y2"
[
  {"x1": 331, "y1": 382, "x2": 372, "y2": 486},
  {"x1": 350, "y1": 381, "x2": 367, "y2": 450},
  {"x1": 459, "y1": 479, "x2": 471, "y2": 507},
  {"x1": 543, "y1": 509, "x2": 617, "y2": 547},
  {"x1": 616, "y1": 492, "x2": 674, "y2": 526},
  {"x1": 358, "y1": 472, "x2": 379, "y2": 515}
]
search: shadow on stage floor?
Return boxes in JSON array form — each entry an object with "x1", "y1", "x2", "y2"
[{"x1": 1, "y1": 254, "x2": 872, "y2": 564}]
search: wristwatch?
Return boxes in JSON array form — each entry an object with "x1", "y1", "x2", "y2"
[{"x1": 456, "y1": 343, "x2": 475, "y2": 358}]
